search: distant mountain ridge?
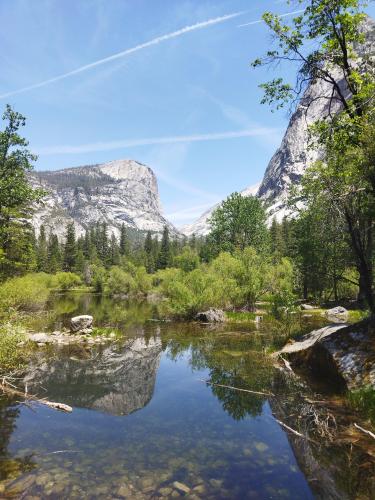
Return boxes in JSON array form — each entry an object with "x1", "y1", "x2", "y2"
[{"x1": 30, "y1": 159, "x2": 178, "y2": 239}]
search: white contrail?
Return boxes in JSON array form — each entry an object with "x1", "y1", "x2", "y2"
[
  {"x1": 0, "y1": 12, "x2": 244, "y2": 99},
  {"x1": 238, "y1": 9, "x2": 304, "y2": 28},
  {"x1": 37, "y1": 127, "x2": 280, "y2": 156}
]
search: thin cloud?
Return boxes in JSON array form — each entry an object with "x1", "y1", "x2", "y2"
[
  {"x1": 0, "y1": 11, "x2": 244, "y2": 99},
  {"x1": 238, "y1": 9, "x2": 304, "y2": 28},
  {"x1": 36, "y1": 127, "x2": 280, "y2": 156}
]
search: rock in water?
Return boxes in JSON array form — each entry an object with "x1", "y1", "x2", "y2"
[
  {"x1": 70, "y1": 315, "x2": 93, "y2": 333},
  {"x1": 325, "y1": 306, "x2": 348, "y2": 323},
  {"x1": 278, "y1": 320, "x2": 375, "y2": 389},
  {"x1": 195, "y1": 309, "x2": 226, "y2": 323},
  {"x1": 301, "y1": 304, "x2": 315, "y2": 310}
]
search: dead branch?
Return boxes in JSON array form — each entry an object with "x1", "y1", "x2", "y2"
[
  {"x1": 0, "y1": 381, "x2": 72, "y2": 413},
  {"x1": 354, "y1": 423, "x2": 375, "y2": 440},
  {"x1": 199, "y1": 379, "x2": 274, "y2": 397}
]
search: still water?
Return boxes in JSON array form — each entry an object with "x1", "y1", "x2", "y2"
[{"x1": 0, "y1": 293, "x2": 373, "y2": 499}]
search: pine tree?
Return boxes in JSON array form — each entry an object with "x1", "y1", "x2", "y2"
[
  {"x1": 48, "y1": 234, "x2": 61, "y2": 273},
  {"x1": 37, "y1": 225, "x2": 48, "y2": 272},
  {"x1": 63, "y1": 223, "x2": 76, "y2": 271},
  {"x1": 144, "y1": 231, "x2": 155, "y2": 273},
  {"x1": 110, "y1": 233, "x2": 120, "y2": 266},
  {"x1": 157, "y1": 226, "x2": 171, "y2": 270},
  {"x1": 119, "y1": 223, "x2": 129, "y2": 256}
]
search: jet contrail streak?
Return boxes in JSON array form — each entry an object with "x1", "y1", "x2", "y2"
[
  {"x1": 238, "y1": 9, "x2": 304, "y2": 28},
  {"x1": 0, "y1": 12, "x2": 244, "y2": 99},
  {"x1": 37, "y1": 127, "x2": 280, "y2": 156}
]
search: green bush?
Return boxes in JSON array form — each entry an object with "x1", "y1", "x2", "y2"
[
  {"x1": 53, "y1": 272, "x2": 82, "y2": 291},
  {"x1": 173, "y1": 247, "x2": 199, "y2": 272},
  {"x1": 107, "y1": 266, "x2": 135, "y2": 296},
  {"x1": 0, "y1": 273, "x2": 53, "y2": 315},
  {"x1": 0, "y1": 323, "x2": 27, "y2": 373},
  {"x1": 153, "y1": 248, "x2": 297, "y2": 320}
]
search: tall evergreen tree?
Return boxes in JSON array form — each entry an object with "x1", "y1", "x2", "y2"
[
  {"x1": 109, "y1": 233, "x2": 120, "y2": 266},
  {"x1": 144, "y1": 231, "x2": 155, "y2": 273},
  {"x1": 0, "y1": 105, "x2": 43, "y2": 279},
  {"x1": 119, "y1": 223, "x2": 129, "y2": 256},
  {"x1": 48, "y1": 234, "x2": 61, "y2": 273},
  {"x1": 36, "y1": 225, "x2": 48, "y2": 272},
  {"x1": 63, "y1": 223, "x2": 77, "y2": 271},
  {"x1": 157, "y1": 226, "x2": 171, "y2": 270}
]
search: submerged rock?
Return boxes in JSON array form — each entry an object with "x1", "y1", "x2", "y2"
[
  {"x1": 173, "y1": 481, "x2": 191, "y2": 494},
  {"x1": 70, "y1": 315, "x2": 93, "y2": 333},
  {"x1": 278, "y1": 320, "x2": 375, "y2": 389},
  {"x1": 195, "y1": 309, "x2": 226, "y2": 323}
]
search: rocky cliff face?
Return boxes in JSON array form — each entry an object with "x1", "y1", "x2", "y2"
[
  {"x1": 181, "y1": 16, "x2": 375, "y2": 235},
  {"x1": 30, "y1": 159, "x2": 178, "y2": 238}
]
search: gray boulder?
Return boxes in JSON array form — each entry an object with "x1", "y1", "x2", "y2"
[
  {"x1": 301, "y1": 304, "x2": 315, "y2": 310},
  {"x1": 195, "y1": 309, "x2": 226, "y2": 323},
  {"x1": 277, "y1": 320, "x2": 375, "y2": 389},
  {"x1": 70, "y1": 315, "x2": 93, "y2": 333},
  {"x1": 325, "y1": 306, "x2": 348, "y2": 323},
  {"x1": 28, "y1": 333, "x2": 53, "y2": 344}
]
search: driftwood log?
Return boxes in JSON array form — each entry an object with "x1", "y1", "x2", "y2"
[{"x1": 0, "y1": 380, "x2": 72, "y2": 413}]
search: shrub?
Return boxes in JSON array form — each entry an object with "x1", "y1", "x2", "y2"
[
  {"x1": 173, "y1": 247, "x2": 199, "y2": 272},
  {"x1": 0, "y1": 273, "x2": 53, "y2": 315},
  {"x1": 53, "y1": 272, "x2": 82, "y2": 291},
  {"x1": 107, "y1": 266, "x2": 135, "y2": 296},
  {"x1": 0, "y1": 324, "x2": 27, "y2": 373}
]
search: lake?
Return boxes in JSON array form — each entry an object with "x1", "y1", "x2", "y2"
[{"x1": 0, "y1": 293, "x2": 373, "y2": 499}]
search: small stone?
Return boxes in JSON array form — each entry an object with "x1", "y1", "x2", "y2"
[
  {"x1": 193, "y1": 484, "x2": 206, "y2": 494},
  {"x1": 173, "y1": 481, "x2": 190, "y2": 494},
  {"x1": 159, "y1": 487, "x2": 173, "y2": 496},
  {"x1": 209, "y1": 479, "x2": 223, "y2": 488},
  {"x1": 118, "y1": 485, "x2": 132, "y2": 497},
  {"x1": 255, "y1": 442, "x2": 269, "y2": 453}
]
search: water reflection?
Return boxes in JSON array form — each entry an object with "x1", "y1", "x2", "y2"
[
  {"x1": 24, "y1": 336, "x2": 162, "y2": 416},
  {"x1": 0, "y1": 294, "x2": 374, "y2": 498}
]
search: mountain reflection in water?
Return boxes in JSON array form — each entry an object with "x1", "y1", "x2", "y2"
[{"x1": 23, "y1": 336, "x2": 162, "y2": 416}]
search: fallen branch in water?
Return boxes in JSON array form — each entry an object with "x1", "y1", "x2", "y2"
[
  {"x1": 274, "y1": 418, "x2": 306, "y2": 438},
  {"x1": 280, "y1": 356, "x2": 293, "y2": 372},
  {"x1": 199, "y1": 379, "x2": 274, "y2": 397},
  {"x1": 354, "y1": 423, "x2": 375, "y2": 440},
  {"x1": 0, "y1": 380, "x2": 72, "y2": 413}
]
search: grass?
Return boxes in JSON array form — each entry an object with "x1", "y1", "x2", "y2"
[
  {"x1": 225, "y1": 311, "x2": 256, "y2": 323},
  {"x1": 0, "y1": 323, "x2": 28, "y2": 374},
  {"x1": 348, "y1": 386, "x2": 375, "y2": 424}
]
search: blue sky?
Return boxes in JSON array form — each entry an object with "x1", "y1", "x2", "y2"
[{"x1": 1, "y1": 0, "x2": 375, "y2": 226}]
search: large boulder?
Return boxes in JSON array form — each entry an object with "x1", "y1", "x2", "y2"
[
  {"x1": 195, "y1": 309, "x2": 226, "y2": 323},
  {"x1": 70, "y1": 315, "x2": 93, "y2": 333},
  {"x1": 325, "y1": 306, "x2": 348, "y2": 323},
  {"x1": 277, "y1": 320, "x2": 375, "y2": 389}
]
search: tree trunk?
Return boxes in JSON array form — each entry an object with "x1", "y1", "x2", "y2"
[{"x1": 345, "y1": 211, "x2": 374, "y2": 315}]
